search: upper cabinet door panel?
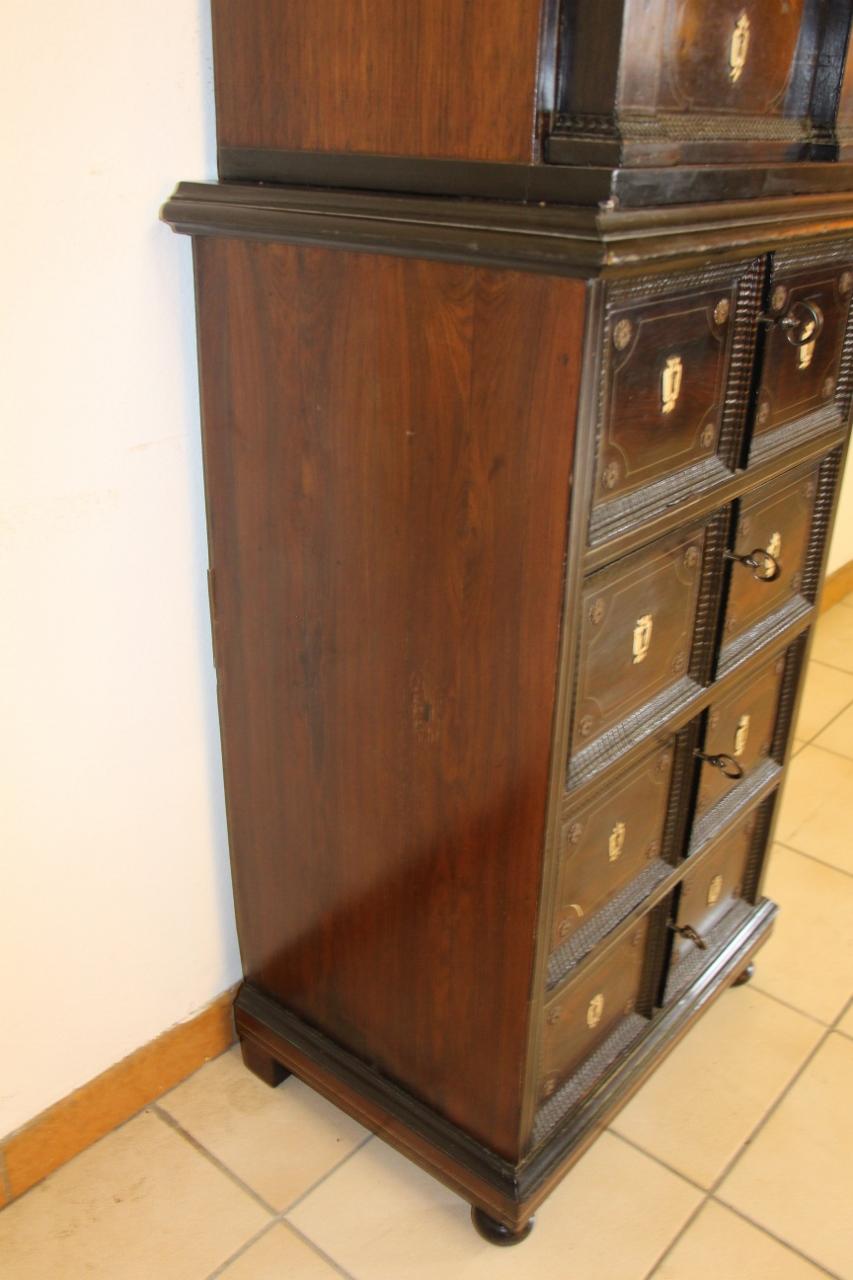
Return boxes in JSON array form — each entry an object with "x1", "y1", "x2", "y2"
[
  {"x1": 751, "y1": 246, "x2": 853, "y2": 459},
  {"x1": 591, "y1": 260, "x2": 763, "y2": 544}
]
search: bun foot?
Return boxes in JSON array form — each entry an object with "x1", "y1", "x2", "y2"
[
  {"x1": 732, "y1": 962, "x2": 756, "y2": 988},
  {"x1": 471, "y1": 1207, "x2": 535, "y2": 1246},
  {"x1": 240, "y1": 1037, "x2": 290, "y2": 1087}
]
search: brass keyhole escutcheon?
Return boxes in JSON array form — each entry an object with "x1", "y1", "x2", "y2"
[
  {"x1": 587, "y1": 993, "x2": 605, "y2": 1029},
  {"x1": 661, "y1": 355, "x2": 683, "y2": 415},
  {"x1": 729, "y1": 11, "x2": 751, "y2": 83},
  {"x1": 733, "y1": 714, "x2": 751, "y2": 759},
  {"x1": 609, "y1": 821, "x2": 626, "y2": 863},
  {"x1": 707, "y1": 874, "x2": 724, "y2": 906},
  {"x1": 633, "y1": 614, "x2": 654, "y2": 665}
]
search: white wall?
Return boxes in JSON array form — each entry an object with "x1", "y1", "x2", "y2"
[
  {"x1": 827, "y1": 452, "x2": 853, "y2": 574},
  {"x1": 0, "y1": 1, "x2": 241, "y2": 1138}
]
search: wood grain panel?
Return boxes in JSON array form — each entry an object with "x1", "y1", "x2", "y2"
[
  {"x1": 194, "y1": 240, "x2": 586, "y2": 1161},
  {"x1": 211, "y1": 0, "x2": 545, "y2": 163}
]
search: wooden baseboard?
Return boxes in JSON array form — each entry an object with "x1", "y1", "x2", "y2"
[
  {"x1": 821, "y1": 559, "x2": 853, "y2": 613},
  {"x1": 0, "y1": 986, "x2": 238, "y2": 1204}
]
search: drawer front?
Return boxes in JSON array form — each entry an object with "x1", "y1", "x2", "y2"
[
  {"x1": 754, "y1": 260, "x2": 853, "y2": 438},
  {"x1": 696, "y1": 654, "x2": 786, "y2": 814},
  {"x1": 673, "y1": 810, "x2": 759, "y2": 962},
  {"x1": 723, "y1": 466, "x2": 818, "y2": 646},
  {"x1": 553, "y1": 743, "x2": 674, "y2": 951},
  {"x1": 573, "y1": 524, "x2": 705, "y2": 753},
  {"x1": 655, "y1": 0, "x2": 809, "y2": 120},
  {"x1": 540, "y1": 921, "x2": 648, "y2": 1102},
  {"x1": 597, "y1": 285, "x2": 735, "y2": 504}
]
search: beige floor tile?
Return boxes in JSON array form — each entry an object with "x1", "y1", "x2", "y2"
[
  {"x1": 838, "y1": 592, "x2": 853, "y2": 609},
  {"x1": 0, "y1": 1110, "x2": 269, "y2": 1280},
  {"x1": 837, "y1": 1002, "x2": 853, "y2": 1039},
  {"x1": 159, "y1": 1046, "x2": 368, "y2": 1212},
  {"x1": 794, "y1": 661, "x2": 853, "y2": 742},
  {"x1": 610, "y1": 987, "x2": 822, "y2": 1188},
  {"x1": 289, "y1": 1131, "x2": 701, "y2": 1280},
  {"x1": 814, "y1": 700, "x2": 853, "y2": 758},
  {"x1": 792, "y1": 738, "x2": 807, "y2": 755},
  {"x1": 219, "y1": 1224, "x2": 340, "y2": 1278},
  {"x1": 654, "y1": 1200, "x2": 833, "y2": 1280},
  {"x1": 774, "y1": 745, "x2": 853, "y2": 875},
  {"x1": 809, "y1": 605, "x2": 853, "y2": 673},
  {"x1": 754, "y1": 845, "x2": 853, "y2": 1024},
  {"x1": 719, "y1": 1033, "x2": 853, "y2": 1280}
]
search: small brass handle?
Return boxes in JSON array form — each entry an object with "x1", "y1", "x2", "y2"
[
  {"x1": 724, "y1": 548, "x2": 781, "y2": 582},
  {"x1": 779, "y1": 300, "x2": 824, "y2": 348},
  {"x1": 669, "y1": 922, "x2": 708, "y2": 951},
  {"x1": 694, "y1": 750, "x2": 745, "y2": 780}
]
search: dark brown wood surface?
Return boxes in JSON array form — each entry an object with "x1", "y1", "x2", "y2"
[
  {"x1": 697, "y1": 655, "x2": 786, "y2": 814},
  {"x1": 674, "y1": 811, "x2": 757, "y2": 961},
  {"x1": 211, "y1": 0, "x2": 545, "y2": 163},
  {"x1": 194, "y1": 239, "x2": 586, "y2": 1161}
]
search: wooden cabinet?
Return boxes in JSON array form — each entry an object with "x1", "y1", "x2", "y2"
[{"x1": 164, "y1": 3, "x2": 853, "y2": 1247}]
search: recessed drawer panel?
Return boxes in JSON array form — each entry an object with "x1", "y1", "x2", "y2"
[
  {"x1": 553, "y1": 743, "x2": 674, "y2": 952},
  {"x1": 594, "y1": 261, "x2": 765, "y2": 520},
  {"x1": 672, "y1": 810, "x2": 759, "y2": 963},
  {"x1": 573, "y1": 524, "x2": 705, "y2": 754},
  {"x1": 722, "y1": 465, "x2": 818, "y2": 647},
  {"x1": 540, "y1": 921, "x2": 648, "y2": 1103},
  {"x1": 696, "y1": 655, "x2": 786, "y2": 815},
  {"x1": 754, "y1": 259, "x2": 853, "y2": 440}
]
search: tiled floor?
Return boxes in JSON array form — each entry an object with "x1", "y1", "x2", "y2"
[{"x1": 3, "y1": 600, "x2": 853, "y2": 1279}]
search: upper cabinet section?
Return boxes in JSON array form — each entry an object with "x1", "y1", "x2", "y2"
[{"x1": 211, "y1": 0, "x2": 853, "y2": 196}]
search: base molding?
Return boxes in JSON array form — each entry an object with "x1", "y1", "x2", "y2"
[
  {"x1": 0, "y1": 986, "x2": 238, "y2": 1204},
  {"x1": 236, "y1": 900, "x2": 777, "y2": 1231}
]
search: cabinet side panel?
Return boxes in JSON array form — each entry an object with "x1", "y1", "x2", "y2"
[
  {"x1": 211, "y1": 0, "x2": 544, "y2": 164},
  {"x1": 194, "y1": 240, "x2": 585, "y2": 1159}
]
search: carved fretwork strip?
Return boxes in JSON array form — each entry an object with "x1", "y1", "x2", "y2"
[{"x1": 801, "y1": 448, "x2": 844, "y2": 604}]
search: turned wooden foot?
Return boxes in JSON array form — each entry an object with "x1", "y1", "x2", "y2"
[
  {"x1": 240, "y1": 1037, "x2": 290, "y2": 1087},
  {"x1": 732, "y1": 962, "x2": 756, "y2": 988},
  {"x1": 471, "y1": 1207, "x2": 534, "y2": 1246}
]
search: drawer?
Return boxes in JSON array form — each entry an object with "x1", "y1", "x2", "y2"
[
  {"x1": 753, "y1": 256, "x2": 853, "y2": 442},
  {"x1": 573, "y1": 523, "x2": 706, "y2": 755},
  {"x1": 553, "y1": 743, "x2": 674, "y2": 953},
  {"x1": 540, "y1": 921, "x2": 648, "y2": 1103},
  {"x1": 722, "y1": 465, "x2": 818, "y2": 648},
  {"x1": 596, "y1": 272, "x2": 749, "y2": 509},
  {"x1": 696, "y1": 654, "x2": 786, "y2": 815},
  {"x1": 556, "y1": 0, "x2": 826, "y2": 167},
  {"x1": 672, "y1": 809, "x2": 759, "y2": 964}
]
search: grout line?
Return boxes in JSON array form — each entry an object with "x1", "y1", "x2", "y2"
[
  {"x1": 283, "y1": 1219, "x2": 362, "y2": 1280},
  {"x1": 708, "y1": 1197, "x2": 846, "y2": 1280},
  {"x1": 204, "y1": 1221, "x2": 280, "y2": 1280},
  {"x1": 642, "y1": 1194, "x2": 711, "y2": 1280},
  {"x1": 831, "y1": 993, "x2": 853, "y2": 1032},
  {"x1": 774, "y1": 840, "x2": 853, "y2": 879},
  {"x1": 607, "y1": 1129, "x2": 709, "y2": 1194},
  {"x1": 796, "y1": 739, "x2": 853, "y2": 764},
  {"x1": 151, "y1": 1104, "x2": 279, "y2": 1217},
  {"x1": 706, "y1": 1025, "x2": 832, "y2": 1201},
  {"x1": 798, "y1": 657, "x2": 853, "y2": 676},
  {"x1": 282, "y1": 1133, "x2": 374, "y2": 1217},
  {"x1": 746, "y1": 982, "x2": 830, "y2": 1027}
]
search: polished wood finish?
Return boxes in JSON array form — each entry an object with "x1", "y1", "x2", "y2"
[
  {"x1": 673, "y1": 810, "x2": 758, "y2": 961},
  {"x1": 697, "y1": 655, "x2": 786, "y2": 814},
  {"x1": 195, "y1": 239, "x2": 586, "y2": 1161},
  {"x1": 211, "y1": 0, "x2": 547, "y2": 164}
]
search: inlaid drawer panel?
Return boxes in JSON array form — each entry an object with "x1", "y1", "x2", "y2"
[
  {"x1": 572, "y1": 523, "x2": 706, "y2": 754},
  {"x1": 595, "y1": 264, "x2": 760, "y2": 518},
  {"x1": 753, "y1": 256, "x2": 853, "y2": 442},
  {"x1": 553, "y1": 743, "x2": 674, "y2": 953},
  {"x1": 540, "y1": 920, "x2": 648, "y2": 1103},
  {"x1": 672, "y1": 810, "x2": 759, "y2": 963},
  {"x1": 696, "y1": 654, "x2": 786, "y2": 815},
  {"x1": 722, "y1": 465, "x2": 818, "y2": 647}
]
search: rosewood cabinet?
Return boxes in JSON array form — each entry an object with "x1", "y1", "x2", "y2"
[{"x1": 163, "y1": 178, "x2": 852, "y2": 1239}]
